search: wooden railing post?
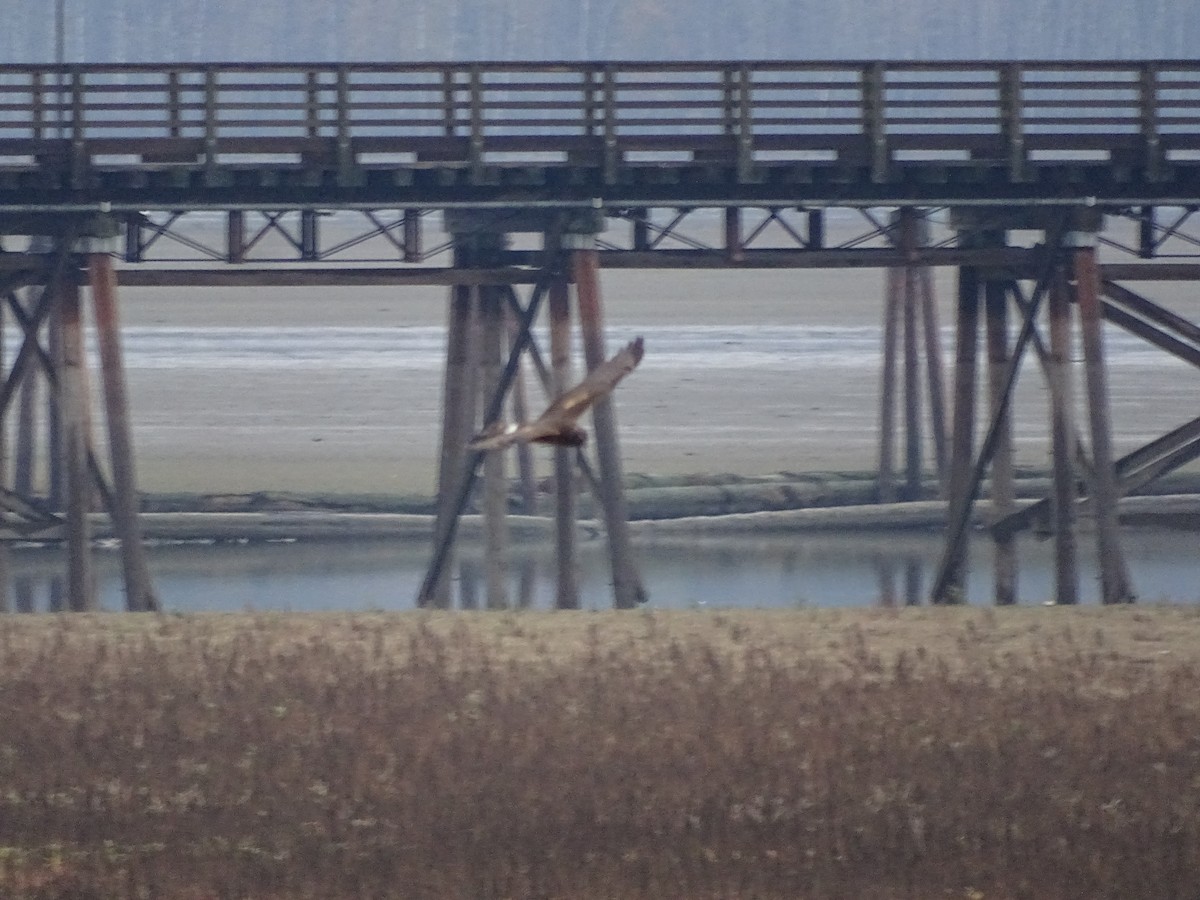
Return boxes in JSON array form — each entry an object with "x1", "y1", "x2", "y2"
[
  {"x1": 736, "y1": 64, "x2": 754, "y2": 182},
  {"x1": 31, "y1": 71, "x2": 45, "y2": 140},
  {"x1": 1140, "y1": 63, "x2": 1162, "y2": 182},
  {"x1": 68, "y1": 67, "x2": 86, "y2": 188},
  {"x1": 441, "y1": 67, "x2": 457, "y2": 137},
  {"x1": 202, "y1": 67, "x2": 218, "y2": 183},
  {"x1": 468, "y1": 65, "x2": 484, "y2": 183},
  {"x1": 721, "y1": 65, "x2": 737, "y2": 141},
  {"x1": 861, "y1": 62, "x2": 887, "y2": 183},
  {"x1": 582, "y1": 66, "x2": 599, "y2": 138},
  {"x1": 166, "y1": 70, "x2": 182, "y2": 138},
  {"x1": 601, "y1": 66, "x2": 618, "y2": 185},
  {"x1": 999, "y1": 63, "x2": 1026, "y2": 182},
  {"x1": 305, "y1": 69, "x2": 320, "y2": 139},
  {"x1": 335, "y1": 66, "x2": 354, "y2": 186}
]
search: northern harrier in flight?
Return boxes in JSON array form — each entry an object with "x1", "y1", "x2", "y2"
[{"x1": 470, "y1": 337, "x2": 644, "y2": 450}]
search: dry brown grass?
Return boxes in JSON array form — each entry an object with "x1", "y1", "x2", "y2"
[{"x1": 2, "y1": 607, "x2": 1199, "y2": 899}]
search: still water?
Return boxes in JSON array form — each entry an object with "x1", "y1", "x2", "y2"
[{"x1": 4, "y1": 528, "x2": 1198, "y2": 612}]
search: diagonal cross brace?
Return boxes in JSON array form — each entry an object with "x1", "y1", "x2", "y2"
[
  {"x1": 992, "y1": 413, "x2": 1200, "y2": 538},
  {"x1": 0, "y1": 242, "x2": 74, "y2": 418},
  {"x1": 499, "y1": 284, "x2": 603, "y2": 499}
]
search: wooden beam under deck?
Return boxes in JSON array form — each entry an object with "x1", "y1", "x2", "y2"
[{"x1": 9, "y1": 252, "x2": 1200, "y2": 288}]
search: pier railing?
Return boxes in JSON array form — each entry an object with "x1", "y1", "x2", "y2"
[{"x1": 0, "y1": 61, "x2": 1197, "y2": 184}]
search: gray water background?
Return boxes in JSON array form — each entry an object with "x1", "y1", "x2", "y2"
[{"x1": 4, "y1": 528, "x2": 1198, "y2": 612}]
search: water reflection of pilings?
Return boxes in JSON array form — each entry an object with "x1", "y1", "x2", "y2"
[
  {"x1": 4, "y1": 574, "x2": 67, "y2": 614},
  {"x1": 454, "y1": 556, "x2": 536, "y2": 610},
  {"x1": 875, "y1": 554, "x2": 924, "y2": 607}
]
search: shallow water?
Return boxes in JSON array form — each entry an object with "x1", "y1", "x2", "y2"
[{"x1": 3, "y1": 528, "x2": 1198, "y2": 613}]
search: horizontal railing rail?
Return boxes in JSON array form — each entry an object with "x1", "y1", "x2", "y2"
[{"x1": 0, "y1": 61, "x2": 1196, "y2": 185}]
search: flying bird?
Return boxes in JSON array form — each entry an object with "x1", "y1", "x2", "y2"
[{"x1": 470, "y1": 337, "x2": 644, "y2": 451}]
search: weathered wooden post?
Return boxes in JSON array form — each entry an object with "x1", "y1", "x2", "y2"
[
  {"x1": 571, "y1": 234, "x2": 645, "y2": 608},
  {"x1": 479, "y1": 284, "x2": 510, "y2": 610},
  {"x1": 419, "y1": 207, "x2": 644, "y2": 610},
  {"x1": 918, "y1": 252, "x2": 948, "y2": 490},
  {"x1": 547, "y1": 236, "x2": 580, "y2": 609},
  {"x1": 430, "y1": 253, "x2": 479, "y2": 608},
  {"x1": 880, "y1": 209, "x2": 946, "y2": 502},
  {"x1": 0, "y1": 222, "x2": 158, "y2": 613},
  {"x1": 87, "y1": 252, "x2": 159, "y2": 612},
  {"x1": 934, "y1": 258, "x2": 980, "y2": 603},
  {"x1": 56, "y1": 270, "x2": 94, "y2": 611},
  {"x1": 877, "y1": 265, "x2": 901, "y2": 502},
  {"x1": 1046, "y1": 263, "x2": 1080, "y2": 605},
  {"x1": 984, "y1": 275, "x2": 1017, "y2": 605},
  {"x1": 1071, "y1": 226, "x2": 1135, "y2": 603},
  {"x1": 900, "y1": 209, "x2": 924, "y2": 499}
]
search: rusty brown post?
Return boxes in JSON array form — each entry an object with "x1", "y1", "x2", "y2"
[
  {"x1": 1073, "y1": 235, "x2": 1135, "y2": 603},
  {"x1": 56, "y1": 270, "x2": 94, "y2": 611},
  {"x1": 933, "y1": 262, "x2": 980, "y2": 603},
  {"x1": 1046, "y1": 264, "x2": 1079, "y2": 605},
  {"x1": 88, "y1": 253, "x2": 160, "y2": 612},
  {"x1": 479, "y1": 286, "x2": 510, "y2": 609},
  {"x1": 571, "y1": 237, "x2": 644, "y2": 608},
  {"x1": 985, "y1": 277, "x2": 1017, "y2": 605}
]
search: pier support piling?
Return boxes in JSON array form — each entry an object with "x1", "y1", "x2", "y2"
[
  {"x1": 879, "y1": 209, "x2": 945, "y2": 502},
  {"x1": 1072, "y1": 235, "x2": 1136, "y2": 603},
  {"x1": 1047, "y1": 264, "x2": 1080, "y2": 605},
  {"x1": 548, "y1": 253, "x2": 580, "y2": 609},
  {"x1": 0, "y1": 223, "x2": 158, "y2": 612},
  {"x1": 985, "y1": 276, "x2": 1017, "y2": 605},
  {"x1": 572, "y1": 238, "x2": 645, "y2": 608},
  {"x1": 935, "y1": 261, "x2": 980, "y2": 603},
  {"x1": 420, "y1": 208, "x2": 643, "y2": 609},
  {"x1": 88, "y1": 253, "x2": 159, "y2": 612}
]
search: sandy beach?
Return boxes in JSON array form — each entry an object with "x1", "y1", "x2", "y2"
[{"x1": 111, "y1": 261, "x2": 1199, "y2": 499}]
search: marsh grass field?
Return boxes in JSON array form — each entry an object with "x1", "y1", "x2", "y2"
[{"x1": 2, "y1": 608, "x2": 1200, "y2": 898}]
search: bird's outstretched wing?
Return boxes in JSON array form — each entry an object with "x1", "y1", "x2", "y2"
[
  {"x1": 541, "y1": 336, "x2": 644, "y2": 425},
  {"x1": 468, "y1": 336, "x2": 644, "y2": 450},
  {"x1": 469, "y1": 420, "x2": 538, "y2": 451}
]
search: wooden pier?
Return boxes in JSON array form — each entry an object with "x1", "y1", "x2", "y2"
[{"x1": 1, "y1": 60, "x2": 1199, "y2": 608}]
